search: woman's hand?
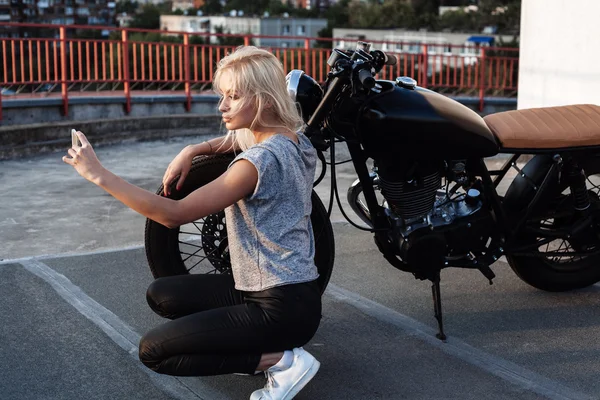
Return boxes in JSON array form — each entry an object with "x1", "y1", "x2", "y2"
[
  {"x1": 162, "y1": 145, "x2": 195, "y2": 196},
  {"x1": 62, "y1": 131, "x2": 106, "y2": 184}
]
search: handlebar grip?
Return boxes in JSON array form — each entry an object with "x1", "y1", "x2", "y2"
[
  {"x1": 385, "y1": 53, "x2": 397, "y2": 66},
  {"x1": 358, "y1": 68, "x2": 375, "y2": 89}
]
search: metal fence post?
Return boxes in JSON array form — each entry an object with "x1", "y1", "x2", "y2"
[
  {"x1": 59, "y1": 25, "x2": 68, "y2": 116},
  {"x1": 422, "y1": 43, "x2": 429, "y2": 88},
  {"x1": 121, "y1": 30, "x2": 131, "y2": 114},
  {"x1": 244, "y1": 35, "x2": 250, "y2": 46},
  {"x1": 304, "y1": 38, "x2": 310, "y2": 77},
  {"x1": 478, "y1": 47, "x2": 486, "y2": 112},
  {"x1": 183, "y1": 33, "x2": 191, "y2": 112}
]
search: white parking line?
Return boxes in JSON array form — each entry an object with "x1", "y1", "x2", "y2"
[
  {"x1": 1, "y1": 245, "x2": 146, "y2": 265},
  {"x1": 327, "y1": 283, "x2": 596, "y2": 400},
  {"x1": 20, "y1": 259, "x2": 222, "y2": 400}
]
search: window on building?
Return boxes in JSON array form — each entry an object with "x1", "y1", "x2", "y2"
[
  {"x1": 282, "y1": 25, "x2": 290, "y2": 35},
  {"x1": 297, "y1": 25, "x2": 305, "y2": 36}
]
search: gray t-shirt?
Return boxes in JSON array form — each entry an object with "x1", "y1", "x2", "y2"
[{"x1": 224, "y1": 132, "x2": 319, "y2": 291}]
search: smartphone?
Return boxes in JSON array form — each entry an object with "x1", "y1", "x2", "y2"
[{"x1": 71, "y1": 129, "x2": 81, "y2": 147}]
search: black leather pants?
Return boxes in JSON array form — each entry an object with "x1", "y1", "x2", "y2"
[{"x1": 138, "y1": 274, "x2": 321, "y2": 376}]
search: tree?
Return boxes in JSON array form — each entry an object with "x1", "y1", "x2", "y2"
[
  {"x1": 225, "y1": 0, "x2": 271, "y2": 16},
  {"x1": 323, "y1": 0, "x2": 351, "y2": 28},
  {"x1": 129, "y1": 4, "x2": 165, "y2": 30},
  {"x1": 411, "y1": 0, "x2": 440, "y2": 29},
  {"x1": 116, "y1": 0, "x2": 138, "y2": 15},
  {"x1": 490, "y1": 1, "x2": 521, "y2": 35},
  {"x1": 348, "y1": 0, "x2": 415, "y2": 29},
  {"x1": 438, "y1": 8, "x2": 478, "y2": 32},
  {"x1": 213, "y1": 25, "x2": 254, "y2": 46},
  {"x1": 201, "y1": 0, "x2": 224, "y2": 15}
]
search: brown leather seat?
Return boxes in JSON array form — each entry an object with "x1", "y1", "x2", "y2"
[{"x1": 483, "y1": 104, "x2": 600, "y2": 150}]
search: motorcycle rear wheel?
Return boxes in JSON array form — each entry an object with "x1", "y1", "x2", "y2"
[
  {"x1": 507, "y1": 169, "x2": 600, "y2": 292},
  {"x1": 144, "y1": 154, "x2": 335, "y2": 294}
]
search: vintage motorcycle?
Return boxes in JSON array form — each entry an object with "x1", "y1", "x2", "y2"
[{"x1": 144, "y1": 42, "x2": 600, "y2": 340}]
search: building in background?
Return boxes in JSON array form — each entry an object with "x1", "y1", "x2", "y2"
[
  {"x1": 14, "y1": 0, "x2": 115, "y2": 25},
  {"x1": 332, "y1": 27, "x2": 515, "y2": 76},
  {"x1": 172, "y1": 0, "x2": 205, "y2": 12},
  {"x1": 333, "y1": 27, "x2": 514, "y2": 52},
  {"x1": 518, "y1": 0, "x2": 599, "y2": 108},
  {"x1": 0, "y1": 0, "x2": 117, "y2": 35},
  {"x1": 160, "y1": 15, "x2": 327, "y2": 47},
  {"x1": 137, "y1": 0, "x2": 169, "y2": 4},
  {"x1": 284, "y1": 0, "x2": 336, "y2": 10}
]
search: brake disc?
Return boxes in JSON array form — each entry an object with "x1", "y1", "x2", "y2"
[{"x1": 200, "y1": 211, "x2": 232, "y2": 273}]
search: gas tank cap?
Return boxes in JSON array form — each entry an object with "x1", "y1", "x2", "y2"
[{"x1": 395, "y1": 76, "x2": 417, "y2": 90}]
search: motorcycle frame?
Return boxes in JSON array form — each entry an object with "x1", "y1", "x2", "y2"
[{"x1": 333, "y1": 138, "x2": 599, "y2": 272}]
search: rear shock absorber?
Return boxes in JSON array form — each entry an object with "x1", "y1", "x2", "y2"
[{"x1": 569, "y1": 165, "x2": 590, "y2": 211}]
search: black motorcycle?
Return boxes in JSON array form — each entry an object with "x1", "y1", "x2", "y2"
[{"x1": 144, "y1": 42, "x2": 600, "y2": 340}]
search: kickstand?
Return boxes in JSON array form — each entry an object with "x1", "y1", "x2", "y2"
[{"x1": 431, "y1": 274, "x2": 447, "y2": 341}]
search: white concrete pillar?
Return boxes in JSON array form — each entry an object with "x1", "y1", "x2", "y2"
[{"x1": 518, "y1": 0, "x2": 600, "y2": 109}]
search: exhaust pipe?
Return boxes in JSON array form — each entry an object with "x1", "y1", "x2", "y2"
[{"x1": 346, "y1": 173, "x2": 378, "y2": 228}]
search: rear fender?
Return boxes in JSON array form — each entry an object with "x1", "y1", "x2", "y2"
[
  {"x1": 503, "y1": 155, "x2": 559, "y2": 218},
  {"x1": 503, "y1": 152, "x2": 600, "y2": 219}
]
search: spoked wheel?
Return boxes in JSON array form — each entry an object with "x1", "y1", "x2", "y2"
[
  {"x1": 178, "y1": 210, "x2": 231, "y2": 275},
  {"x1": 144, "y1": 154, "x2": 335, "y2": 294},
  {"x1": 507, "y1": 173, "x2": 600, "y2": 291}
]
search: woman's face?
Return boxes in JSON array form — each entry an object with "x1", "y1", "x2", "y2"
[{"x1": 218, "y1": 70, "x2": 257, "y2": 131}]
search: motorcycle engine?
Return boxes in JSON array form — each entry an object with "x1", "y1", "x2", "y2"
[{"x1": 376, "y1": 160, "x2": 488, "y2": 277}]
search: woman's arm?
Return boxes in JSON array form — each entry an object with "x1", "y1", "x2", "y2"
[
  {"x1": 162, "y1": 134, "x2": 240, "y2": 196},
  {"x1": 184, "y1": 134, "x2": 240, "y2": 157},
  {"x1": 63, "y1": 131, "x2": 257, "y2": 228}
]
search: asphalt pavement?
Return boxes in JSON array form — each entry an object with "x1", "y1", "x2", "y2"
[{"x1": 1, "y1": 136, "x2": 600, "y2": 400}]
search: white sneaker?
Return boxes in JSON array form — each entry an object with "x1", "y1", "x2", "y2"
[{"x1": 249, "y1": 348, "x2": 320, "y2": 400}]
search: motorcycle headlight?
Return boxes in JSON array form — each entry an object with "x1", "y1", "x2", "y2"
[{"x1": 286, "y1": 70, "x2": 323, "y2": 123}]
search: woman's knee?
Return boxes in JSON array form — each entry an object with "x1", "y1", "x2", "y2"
[
  {"x1": 138, "y1": 330, "x2": 164, "y2": 371},
  {"x1": 146, "y1": 278, "x2": 172, "y2": 318}
]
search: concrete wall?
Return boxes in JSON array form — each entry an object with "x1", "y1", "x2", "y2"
[
  {"x1": 0, "y1": 114, "x2": 222, "y2": 160},
  {"x1": 518, "y1": 0, "x2": 600, "y2": 109},
  {"x1": 0, "y1": 95, "x2": 223, "y2": 160},
  {"x1": 1, "y1": 95, "x2": 220, "y2": 127}
]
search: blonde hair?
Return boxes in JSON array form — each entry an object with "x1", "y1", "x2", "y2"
[{"x1": 213, "y1": 46, "x2": 303, "y2": 151}]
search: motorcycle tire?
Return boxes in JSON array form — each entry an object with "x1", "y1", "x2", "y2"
[
  {"x1": 506, "y1": 155, "x2": 600, "y2": 292},
  {"x1": 144, "y1": 154, "x2": 335, "y2": 294}
]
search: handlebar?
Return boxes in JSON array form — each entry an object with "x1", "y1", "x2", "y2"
[
  {"x1": 385, "y1": 53, "x2": 397, "y2": 66},
  {"x1": 304, "y1": 42, "x2": 396, "y2": 146}
]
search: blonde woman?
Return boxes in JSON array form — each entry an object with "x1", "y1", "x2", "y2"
[{"x1": 63, "y1": 46, "x2": 322, "y2": 400}]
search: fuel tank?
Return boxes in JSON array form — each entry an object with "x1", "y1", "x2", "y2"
[{"x1": 357, "y1": 80, "x2": 499, "y2": 160}]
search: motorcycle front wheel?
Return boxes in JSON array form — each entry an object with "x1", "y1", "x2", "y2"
[{"x1": 144, "y1": 154, "x2": 335, "y2": 294}]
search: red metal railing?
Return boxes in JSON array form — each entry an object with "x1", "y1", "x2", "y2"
[{"x1": 0, "y1": 22, "x2": 519, "y2": 121}]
